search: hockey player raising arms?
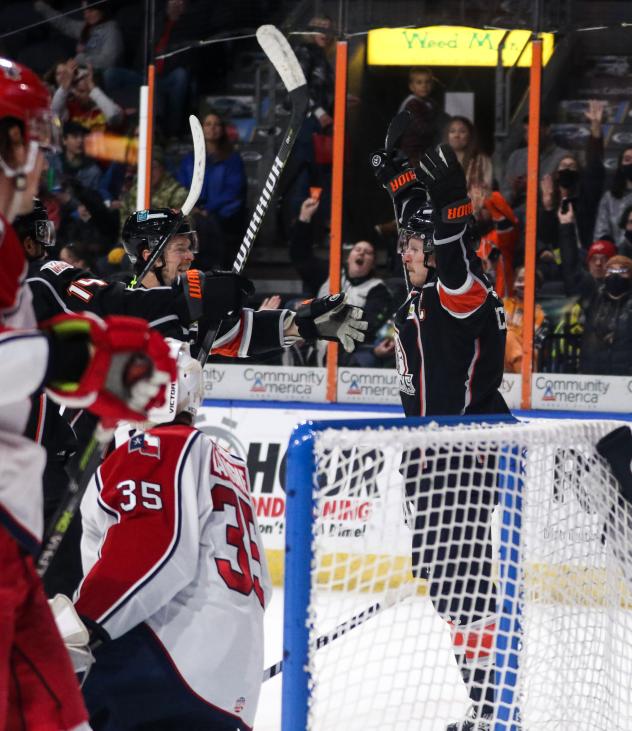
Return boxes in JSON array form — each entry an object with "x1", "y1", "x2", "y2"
[
  {"x1": 68, "y1": 341, "x2": 269, "y2": 731},
  {"x1": 0, "y1": 58, "x2": 177, "y2": 730},
  {"x1": 372, "y1": 142, "x2": 510, "y2": 731}
]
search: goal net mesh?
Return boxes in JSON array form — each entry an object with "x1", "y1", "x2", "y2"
[{"x1": 298, "y1": 418, "x2": 632, "y2": 731}]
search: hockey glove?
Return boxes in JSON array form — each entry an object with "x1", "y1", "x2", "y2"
[
  {"x1": 295, "y1": 293, "x2": 368, "y2": 352},
  {"x1": 49, "y1": 594, "x2": 95, "y2": 678},
  {"x1": 201, "y1": 270, "x2": 255, "y2": 323},
  {"x1": 416, "y1": 144, "x2": 472, "y2": 225},
  {"x1": 43, "y1": 313, "x2": 176, "y2": 425},
  {"x1": 370, "y1": 148, "x2": 419, "y2": 201}
]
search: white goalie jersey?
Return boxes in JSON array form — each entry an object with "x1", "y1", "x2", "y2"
[{"x1": 75, "y1": 424, "x2": 271, "y2": 728}]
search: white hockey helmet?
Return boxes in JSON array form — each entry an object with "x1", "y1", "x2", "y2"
[{"x1": 147, "y1": 339, "x2": 203, "y2": 424}]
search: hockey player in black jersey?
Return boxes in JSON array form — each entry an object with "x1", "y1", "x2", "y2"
[{"x1": 372, "y1": 143, "x2": 512, "y2": 731}]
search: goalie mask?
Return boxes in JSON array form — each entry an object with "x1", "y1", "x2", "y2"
[
  {"x1": 122, "y1": 208, "x2": 198, "y2": 268},
  {"x1": 147, "y1": 339, "x2": 204, "y2": 424}
]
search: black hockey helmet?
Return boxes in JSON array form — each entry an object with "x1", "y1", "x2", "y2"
[
  {"x1": 13, "y1": 197, "x2": 55, "y2": 247},
  {"x1": 398, "y1": 202, "x2": 435, "y2": 256},
  {"x1": 121, "y1": 208, "x2": 198, "y2": 267}
]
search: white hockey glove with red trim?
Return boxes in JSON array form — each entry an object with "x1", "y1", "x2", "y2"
[
  {"x1": 42, "y1": 313, "x2": 177, "y2": 426},
  {"x1": 295, "y1": 293, "x2": 368, "y2": 353}
]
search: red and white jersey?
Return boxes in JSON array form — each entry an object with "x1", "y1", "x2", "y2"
[
  {"x1": 0, "y1": 214, "x2": 48, "y2": 552},
  {"x1": 76, "y1": 424, "x2": 271, "y2": 728}
]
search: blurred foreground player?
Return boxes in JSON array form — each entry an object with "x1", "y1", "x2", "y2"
[
  {"x1": 0, "y1": 58, "x2": 176, "y2": 730},
  {"x1": 69, "y1": 341, "x2": 269, "y2": 730},
  {"x1": 372, "y1": 142, "x2": 510, "y2": 730}
]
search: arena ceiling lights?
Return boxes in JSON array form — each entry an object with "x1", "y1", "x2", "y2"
[{"x1": 367, "y1": 26, "x2": 555, "y2": 67}]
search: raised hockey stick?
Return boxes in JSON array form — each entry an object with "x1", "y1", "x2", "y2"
[
  {"x1": 129, "y1": 114, "x2": 205, "y2": 288},
  {"x1": 385, "y1": 110, "x2": 411, "y2": 155},
  {"x1": 196, "y1": 24, "x2": 308, "y2": 364},
  {"x1": 383, "y1": 110, "x2": 412, "y2": 290},
  {"x1": 262, "y1": 584, "x2": 415, "y2": 682}
]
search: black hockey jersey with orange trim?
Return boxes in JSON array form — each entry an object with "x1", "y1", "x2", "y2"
[{"x1": 393, "y1": 224, "x2": 509, "y2": 417}]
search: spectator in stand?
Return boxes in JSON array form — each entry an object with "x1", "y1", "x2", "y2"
[
  {"x1": 553, "y1": 203, "x2": 619, "y2": 373},
  {"x1": 120, "y1": 147, "x2": 187, "y2": 230},
  {"x1": 579, "y1": 255, "x2": 632, "y2": 375},
  {"x1": 398, "y1": 67, "x2": 447, "y2": 164},
  {"x1": 538, "y1": 100, "x2": 606, "y2": 254},
  {"x1": 471, "y1": 183, "x2": 519, "y2": 298},
  {"x1": 501, "y1": 114, "x2": 568, "y2": 208},
  {"x1": 503, "y1": 266, "x2": 549, "y2": 373},
  {"x1": 280, "y1": 15, "x2": 336, "y2": 233},
  {"x1": 50, "y1": 59, "x2": 123, "y2": 132},
  {"x1": 34, "y1": 0, "x2": 123, "y2": 71},
  {"x1": 558, "y1": 202, "x2": 618, "y2": 299},
  {"x1": 104, "y1": 0, "x2": 195, "y2": 139},
  {"x1": 617, "y1": 204, "x2": 632, "y2": 258},
  {"x1": 50, "y1": 177, "x2": 118, "y2": 265},
  {"x1": 289, "y1": 196, "x2": 392, "y2": 366},
  {"x1": 49, "y1": 120, "x2": 103, "y2": 194},
  {"x1": 444, "y1": 116, "x2": 493, "y2": 190},
  {"x1": 177, "y1": 111, "x2": 246, "y2": 269},
  {"x1": 594, "y1": 147, "x2": 632, "y2": 247}
]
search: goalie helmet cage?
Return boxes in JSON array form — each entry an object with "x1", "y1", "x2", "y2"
[{"x1": 283, "y1": 414, "x2": 632, "y2": 731}]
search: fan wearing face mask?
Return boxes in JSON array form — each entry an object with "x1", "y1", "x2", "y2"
[
  {"x1": 579, "y1": 255, "x2": 632, "y2": 375},
  {"x1": 594, "y1": 146, "x2": 632, "y2": 247}
]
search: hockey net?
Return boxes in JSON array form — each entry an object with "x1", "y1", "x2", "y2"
[{"x1": 282, "y1": 417, "x2": 632, "y2": 731}]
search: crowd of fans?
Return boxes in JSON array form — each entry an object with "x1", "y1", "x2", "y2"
[{"x1": 4, "y1": 3, "x2": 632, "y2": 377}]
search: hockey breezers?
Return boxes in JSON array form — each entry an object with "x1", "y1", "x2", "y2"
[
  {"x1": 130, "y1": 114, "x2": 205, "y2": 288},
  {"x1": 196, "y1": 24, "x2": 308, "y2": 364}
]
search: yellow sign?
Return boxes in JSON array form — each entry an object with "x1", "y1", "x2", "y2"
[{"x1": 367, "y1": 26, "x2": 554, "y2": 67}]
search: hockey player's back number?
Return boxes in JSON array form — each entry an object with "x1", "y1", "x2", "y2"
[{"x1": 211, "y1": 485, "x2": 265, "y2": 608}]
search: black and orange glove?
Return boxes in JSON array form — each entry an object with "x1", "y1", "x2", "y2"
[{"x1": 416, "y1": 144, "x2": 472, "y2": 226}]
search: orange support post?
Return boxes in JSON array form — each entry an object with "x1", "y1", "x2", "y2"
[
  {"x1": 143, "y1": 63, "x2": 156, "y2": 209},
  {"x1": 520, "y1": 37, "x2": 542, "y2": 410},
  {"x1": 326, "y1": 40, "x2": 348, "y2": 402}
]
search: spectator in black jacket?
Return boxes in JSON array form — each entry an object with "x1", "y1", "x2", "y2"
[
  {"x1": 537, "y1": 100, "x2": 606, "y2": 278},
  {"x1": 579, "y1": 255, "x2": 632, "y2": 375}
]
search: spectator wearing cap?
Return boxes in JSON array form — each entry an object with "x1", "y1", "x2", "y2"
[
  {"x1": 49, "y1": 120, "x2": 103, "y2": 194},
  {"x1": 594, "y1": 147, "x2": 632, "y2": 247},
  {"x1": 555, "y1": 194, "x2": 616, "y2": 295},
  {"x1": 119, "y1": 147, "x2": 188, "y2": 233},
  {"x1": 50, "y1": 59, "x2": 122, "y2": 133},
  {"x1": 579, "y1": 255, "x2": 632, "y2": 375},
  {"x1": 501, "y1": 114, "x2": 569, "y2": 208},
  {"x1": 35, "y1": 0, "x2": 123, "y2": 71}
]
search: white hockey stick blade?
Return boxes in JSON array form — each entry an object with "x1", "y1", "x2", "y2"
[
  {"x1": 256, "y1": 25, "x2": 306, "y2": 92},
  {"x1": 180, "y1": 114, "x2": 205, "y2": 216}
]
